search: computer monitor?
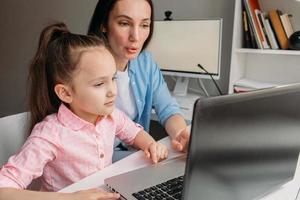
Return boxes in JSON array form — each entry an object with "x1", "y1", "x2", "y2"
[{"x1": 146, "y1": 19, "x2": 222, "y2": 96}]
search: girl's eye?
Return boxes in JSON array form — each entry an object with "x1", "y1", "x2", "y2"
[
  {"x1": 112, "y1": 76, "x2": 117, "y2": 81},
  {"x1": 94, "y1": 83, "x2": 104, "y2": 87}
]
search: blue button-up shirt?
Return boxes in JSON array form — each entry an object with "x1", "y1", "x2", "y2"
[{"x1": 128, "y1": 51, "x2": 182, "y2": 132}]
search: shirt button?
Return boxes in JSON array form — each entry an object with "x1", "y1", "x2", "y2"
[{"x1": 100, "y1": 153, "x2": 104, "y2": 158}]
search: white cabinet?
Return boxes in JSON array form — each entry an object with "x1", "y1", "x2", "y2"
[{"x1": 229, "y1": 0, "x2": 300, "y2": 93}]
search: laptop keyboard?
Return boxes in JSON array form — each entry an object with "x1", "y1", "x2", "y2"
[{"x1": 132, "y1": 175, "x2": 184, "y2": 200}]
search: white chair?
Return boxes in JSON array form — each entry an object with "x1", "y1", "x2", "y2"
[
  {"x1": 0, "y1": 112, "x2": 41, "y2": 190},
  {"x1": 0, "y1": 112, "x2": 30, "y2": 166}
]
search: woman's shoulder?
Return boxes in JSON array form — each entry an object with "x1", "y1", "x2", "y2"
[
  {"x1": 132, "y1": 51, "x2": 155, "y2": 66},
  {"x1": 130, "y1": 50, "x2": 159, "y2": 74}
]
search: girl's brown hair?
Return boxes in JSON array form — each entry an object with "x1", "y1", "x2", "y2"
[{"x1": 28, "y1": 22, "x2": 105, "y2": 133}]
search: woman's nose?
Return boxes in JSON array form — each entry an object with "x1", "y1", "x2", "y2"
[{"x1": 129, "y1": 27, "x2": 140, "y2": 42}]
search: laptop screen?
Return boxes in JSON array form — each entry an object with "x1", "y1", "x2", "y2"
[{"x1": 183, "y1": 84, "x2": 300, "y2": 200}]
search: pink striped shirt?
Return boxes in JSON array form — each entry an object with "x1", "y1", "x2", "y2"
[{"x1": 0, "y1": 104, "x2": 142, "y2": 191}]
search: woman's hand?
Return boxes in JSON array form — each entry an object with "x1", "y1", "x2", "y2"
[
  {"x1": 171, "y1": 127, "x2": 190, "y2": 152},
  {"x1": 68, "y1": 188, "x2": 120, "y2": 200},
  {"x1": 144, "y1": 142, "x2": 168, "y2": 163}
]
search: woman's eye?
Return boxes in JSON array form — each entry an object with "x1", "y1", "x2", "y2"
[
  {"x1": 141, "y1": 24, "x2": 150, "y2": 29},
  {"x1": 119, "y1": 21, "x2": 129, "y2": 27},
  {"x1": 112, "y1": 76, "x2": 117, "y2": 81}
]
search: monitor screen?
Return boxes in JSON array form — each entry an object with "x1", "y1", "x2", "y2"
[{"x1": 146, "y1": 19, "x2": 222, "y2": 79}]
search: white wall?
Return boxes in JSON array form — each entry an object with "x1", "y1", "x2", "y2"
[
  {"x1": 0, "y1": 0, "x2": 98, "y2": 117},
  {"x1": 153, "y1": 0, "x2": 235, "y2": 96},
  {"x1": 0, "y1": 0, "x2": 235, "y2": 117}
]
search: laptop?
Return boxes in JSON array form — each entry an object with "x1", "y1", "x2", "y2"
[{"x1": 105, "y1": 84, "x2": 300, "y2": 200}]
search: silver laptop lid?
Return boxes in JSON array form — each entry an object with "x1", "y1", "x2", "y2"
[{"x1": 183, "y1": 84, "x2": 300, "y2": 200}]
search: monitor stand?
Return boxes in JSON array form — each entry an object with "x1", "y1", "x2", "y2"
[{"x1": 173, "y1": 77, "x2": 189, "y2": 96}]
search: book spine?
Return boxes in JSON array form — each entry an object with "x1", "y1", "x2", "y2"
[
  {"x1": 269, "y1": 10, "x2": 289, "y2": 49},
  {"x1": 244, "y1": 0, "x2": 268, "y2": 49},
  {"x1": 254, "y1": 9, "x2": 270, "y2": 49},
  {"x1": 280, "y1": 13, "x2": 294, "y2": 38},
  {"x1": 242, "y1": 10, "x2": 254, "y2": 48},
  {"x1": 243, "y1": 0, "x2": 263, "y2": 49},
  {"x1": 264, "y1": 19, "x2": 279, "y2": 49}
]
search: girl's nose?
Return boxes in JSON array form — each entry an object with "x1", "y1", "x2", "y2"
[{"x1": 107, "y1": 82, "x2": 116, "y2": 97}]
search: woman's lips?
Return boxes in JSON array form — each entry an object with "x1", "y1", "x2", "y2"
[{"x1": 126, "y1": 47, "x2": 138, "y2": 54}]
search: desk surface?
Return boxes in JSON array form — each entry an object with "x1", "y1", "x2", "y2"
[
  {"x1": 60, "y1": 137, "x2": 300, "y2": 200},
  {"x1": 60, "y1": 137, "x2": 183, "y2": 193}
]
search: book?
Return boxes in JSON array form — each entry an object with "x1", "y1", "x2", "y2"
[
  {"x1": 233, "y1": 86, "x2": 254, "y2": 93},
  {"x1": 255, "y1": 9, "x2": 270, "y2": 49},
  {"x1": 264, "y1": 18, "x2": 279, "y2": 49},
  {"x1": 247, "y1": 16, "x2": 258, "y2": 49},
  {"x1": 234, "y1": 78, "x2": 279, "y2": 89},
  {"x1": 243, "y1": 0, "x2": 262, "y2": 49},
  {"x1": 243, "y1": 0, "x2": 269, "y2": 49},
  {"x1": 280, "y1": 13, "x2": 294, "y2": 38},
  {"x1": 242, "y1": 10, "x2": 254, "y2": 48},
  {"x1": 269, "y1": 10, "x2": 289, "y2": 49}
]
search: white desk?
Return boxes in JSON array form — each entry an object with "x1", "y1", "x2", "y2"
[
  {"x1": 60, "y1": 136, "x2": 300, "y2": 200},
  {"x1": 59, "y1": 137, "x2": 184, "y2": 193}
]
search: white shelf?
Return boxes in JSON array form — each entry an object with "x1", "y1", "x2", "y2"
[
  {"x1": 228, "y1": 0, "x2": 300, "y2": 93},
  {"x1": 235, "y1": 48, "x2": 300, "y2": 56}
]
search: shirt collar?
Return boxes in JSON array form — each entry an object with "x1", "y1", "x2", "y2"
[
  {"x1": 128, "y1": 59, "x2": 136, "y2": 75},
  {"x1": 57, "y1": 104, "x2": 113, "y2": 131},
  {"x1": 57, "y1": 104, "x2": 92, "y2": 131}
]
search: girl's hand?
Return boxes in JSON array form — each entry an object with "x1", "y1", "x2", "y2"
[
  {"x1": 144, "y1": 142, "x2": 168, "y2": 163},
  {"x1": 69, "y1": 188, "x2": 120, "y2": 200}
]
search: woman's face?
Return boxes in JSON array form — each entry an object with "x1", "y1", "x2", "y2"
[{"x1": 106, "y1": 0, "x2": 151, "y2": 67}]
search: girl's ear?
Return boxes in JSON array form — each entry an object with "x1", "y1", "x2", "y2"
[
  {"x1": 100, "y1": 25, "x2": 107, "y2": 33},
  {"x1": 54, "y1": 84, "x2": 73, "y2": 104}
]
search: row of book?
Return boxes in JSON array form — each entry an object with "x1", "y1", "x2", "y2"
[
  {"x1": 242, "y1": 0, "x2": 295, "y2": 50},
  {"x1": 233, "y1": 78, "x2": 280, "y2": 93}
]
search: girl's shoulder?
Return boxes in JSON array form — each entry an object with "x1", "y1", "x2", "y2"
[
  {"x1": 109, "y1": 108, "x2": 127, "y2": 120},
  {"x1": 30, "y1": 113, "x2": 61, "y2": 139}
]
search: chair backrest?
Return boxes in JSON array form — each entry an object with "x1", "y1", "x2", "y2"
[{"x1": 0, "y1": 112, "x2": 30, "y2": 166}]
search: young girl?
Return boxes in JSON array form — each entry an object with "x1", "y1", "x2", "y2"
[{"x1": 0, "y1": 22, "x2": 168, "y2": 200}]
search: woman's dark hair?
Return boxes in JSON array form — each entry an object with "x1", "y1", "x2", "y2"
[
  {"x1": 88, "y1": 0, "x2": 154, "y2": 50},
  {"x1": 28, "y1": 22, "x2": 105, "y2": 134}
]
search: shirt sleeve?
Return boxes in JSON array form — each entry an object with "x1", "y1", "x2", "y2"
[
  {"x1": 113, "y1": 109, "x2": 143, "y2": 145},
  {"x1": 148, "y1": 53, "x2": 183, "y2": 125},
  {"x1": 0, "y1": 123, "x2": 59, "y2": 189}
]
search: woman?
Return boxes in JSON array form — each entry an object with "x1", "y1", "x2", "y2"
[{"x1": 88, "y1": 0, "x2": 189, "y2": 159}]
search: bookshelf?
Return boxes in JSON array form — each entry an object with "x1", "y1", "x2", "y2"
[{"x1": 229, "y1": 0, "x2": 300, "y2": 93}]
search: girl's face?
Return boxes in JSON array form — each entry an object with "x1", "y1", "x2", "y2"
[
  {"x1": 106, "y1": 0, "x2": 151, "y2": 67},
  {"x1": 68, "y1": 47, "x2": 117, "y2": 124}
]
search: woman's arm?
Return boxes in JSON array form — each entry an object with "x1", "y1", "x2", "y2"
[
  {"x1": 0, "y1": 187, "x2": 119, "y2": 200},
  {"x1": 165, "y1": 114, "x2": 190, "y2": 152},
  {"x1": 132, "y1": 130, "x2": 168, "y2": 163}
]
